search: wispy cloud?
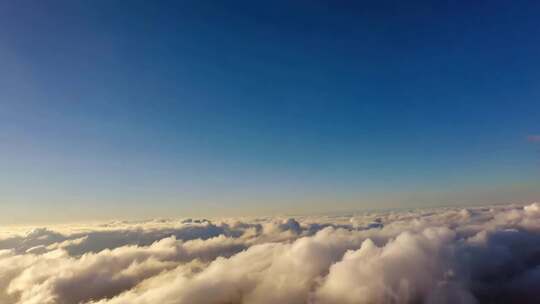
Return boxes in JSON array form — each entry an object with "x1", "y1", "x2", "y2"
[{"x1": 527, "y1": 135, "x2": 540, "y2": 142}]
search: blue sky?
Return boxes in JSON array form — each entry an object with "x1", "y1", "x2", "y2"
[{"x1": 1, "y1": 1, "x2": 539, "y2": 223}]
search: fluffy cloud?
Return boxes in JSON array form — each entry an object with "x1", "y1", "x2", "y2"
[{"x1": 1, "y1": 203, "x2": 539, "y2": 304}]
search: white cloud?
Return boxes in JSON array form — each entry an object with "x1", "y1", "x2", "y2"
[{"x1": 1, "y1": 202, "x2": 539, "y2": 304}]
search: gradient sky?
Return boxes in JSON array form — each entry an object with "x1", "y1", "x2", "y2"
[{"x1": 1, "y1": 0, "x2": 539, "y2": 224}]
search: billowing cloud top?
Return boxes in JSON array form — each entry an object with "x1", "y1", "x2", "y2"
[{"x1": 1, "y1": 203, "x2": 540, "y2": 304}]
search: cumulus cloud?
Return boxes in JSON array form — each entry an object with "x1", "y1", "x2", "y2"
[{"x1": 1, "y1": 203, "x2": 540, "y2": 303}]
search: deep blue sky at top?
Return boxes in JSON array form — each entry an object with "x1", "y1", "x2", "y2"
[{"x1": 1, "y1": 0, "x2": 539, "y2": 223}]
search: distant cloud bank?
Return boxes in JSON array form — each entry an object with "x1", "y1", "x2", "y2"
[{"x1": 1, "y1": 202, "x2": 540, "y2": 304}]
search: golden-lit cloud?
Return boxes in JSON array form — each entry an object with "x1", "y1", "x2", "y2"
[{"x1": 1, "y1": 203, "x2": 540, "y2": 303}]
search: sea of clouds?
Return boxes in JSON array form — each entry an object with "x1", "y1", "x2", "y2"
[{"x1": 1, "y1": 202, "x2": 539, "y2": 304}]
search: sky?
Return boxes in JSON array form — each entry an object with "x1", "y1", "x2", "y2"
[{"x1": 0, "y1": 0, "x2": 539, "y2": 224}]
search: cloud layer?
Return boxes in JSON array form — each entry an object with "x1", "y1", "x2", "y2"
[{"x1": 1, "y1": 202, "x2": 540, "y2": 304}]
